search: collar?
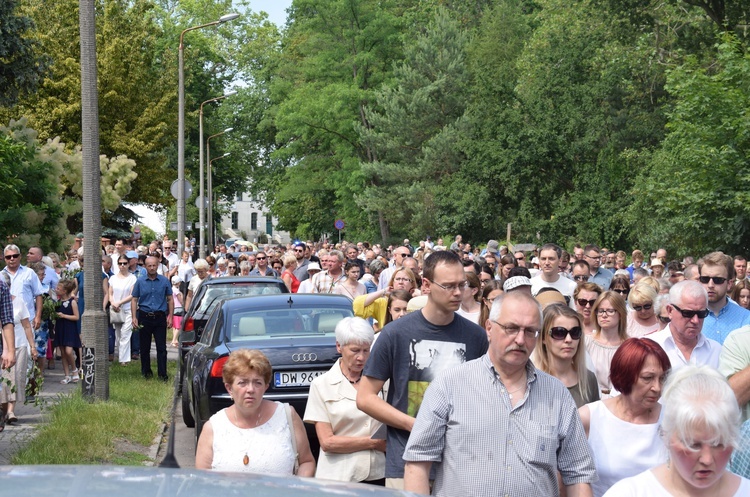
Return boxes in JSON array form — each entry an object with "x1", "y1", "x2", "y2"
[{"x1": 481, "y1": 354, "x2": 538, "y2": 385}]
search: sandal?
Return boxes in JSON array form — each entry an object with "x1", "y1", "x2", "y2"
[
  {"x1": 70, "y1": 375, "x2": 79, "y2": 383},
  {"x1": 60, "y1": 376, "x2": 72, "y2": 384},
  {"x1": 6, "y1": 412, "x2": 17, "y2": 424}
]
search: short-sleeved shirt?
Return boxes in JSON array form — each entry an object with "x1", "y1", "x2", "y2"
[
  {"x1": 2, "y1": 265, "x2": 43, "y2": 321},
  {"x1": 589, "y1": 267, "x2": 613, "y2": 290},
  {"x1": 132, "y1": 274, "x2": 172, "y2": 313},
  {"x1": 362, "y1": 310, "x2": 488, "y2": 478},
  {"x1": 702, "y1": 298, "x2": 750, "y2": 345},
  {"x1": 719, "y1": 325, "x2": 750, "y2": 421},
  {"x1": 403, "y1": 357, "x2": 596, "y2": 496},
  {"x1": 648, "y1": 326, "x2": 722, "y2": 370}
]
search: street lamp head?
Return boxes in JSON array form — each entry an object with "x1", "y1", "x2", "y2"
[
  {"x1": 223, "y1": 127, "x2": 233, "y2": 133},
  {"x1": 219, "y1": 13, "x2": 240, "y2": 23},
  {"x1": 224, "y1": 90, "x2": 237, "y2": 97},
  {"x1": 222, "y1": 153, "x2": 230, "y2": 158}
]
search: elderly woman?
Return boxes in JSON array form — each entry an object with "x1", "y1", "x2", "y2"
[
  {"x1": 580, "y1": 338, "x2": 670, "y2": 496},
  {"x1": 303, "y1": 317, "x2": 386, "y2": 483},
  {"x1": 585, "y1": 291, "x2": 629, "y2": 397},
  {"x1": 627, "y1": 282, "x2": 660, "y2": 337},
  {"x1": 655, "y1": 294, "x2": 671, "y2": 330},
  {"x1": 604, "y1": 365, "x2": 750, "y2": 496},
  {"x1": 184, "y1": 258, "x2": 209, "y2": 312},
  {"x1": 195, "y1": 349, "x2": 315, "y2": 475},
  {"x1": 239, "y1": 260, "x2": 252, "y2": 276},
  {"x1": 533, "y1": 304, "x2": 598, "y2": 408}
]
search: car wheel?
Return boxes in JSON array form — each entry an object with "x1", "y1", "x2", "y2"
[{"x1": 181, "y1": 374, "x2": 195, "y2": 428}]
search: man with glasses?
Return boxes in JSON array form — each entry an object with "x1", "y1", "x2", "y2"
[
  {"x1": 358, "y1": 250, "x2": 488, "y2": 489},
  {"x1": 403, "y1": 291, "x2": 595, "y2": 496},
  {"x1": 531, "y1": 244, "x2": 577, "y2": 308},
  {"x1": 292, "y1": 242, "x2": 310, "y2": 282},
  {"x1": 162, "y1": 241, "x2": 179, "y2": 279},
  {"x1": 584, "y1": 244, "x2": 612, "y2": 290},
  {"x1": 249, "y1": 251, "x2": 278, "y2": 277},
  {"x1": 649, "y1": 280, "x2": 721, "y2": 370},
  {"x1": 571, "y1": 260, "x2": 592, "y2": 284},
  {"x1": 514, "y1": 250, "x2": 527, "y2": 268},
  {"x1": 377, "y1": 246, "x2": 412, "y2": 291},
  {"x1": 698, "y1": 251, "x2": 750, "y2": 345},
  {"x1": 2, "y1": 244, "x2": 43, "y2": 330}
]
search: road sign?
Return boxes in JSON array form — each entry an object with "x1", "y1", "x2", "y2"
[
  {"x1": 170, "y1": 179, "x2": 193, "y2": 200},
  {"x1": 195, "y1": 195, "x2": 209, "y2": 208},
  {"x1": 334, "y1": 219, "x2": 345, "y2": 231}
]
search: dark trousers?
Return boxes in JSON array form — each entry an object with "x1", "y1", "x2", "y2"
[{"x1": 138, "y1": 311, "x2": 167, "y2": 379}]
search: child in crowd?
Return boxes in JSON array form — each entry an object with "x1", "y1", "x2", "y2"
[{"x1": 55, "y1": 279, "x2": 80, "y2": 384}]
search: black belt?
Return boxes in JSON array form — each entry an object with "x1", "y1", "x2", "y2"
[{"x1": 139, "y1": 310, "x2": 166, "y2": 317}]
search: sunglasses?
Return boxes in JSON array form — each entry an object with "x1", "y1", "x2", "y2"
[
  {"x1": 699, "y1": 275, "x2": 727, "y2": 285},
  {"x1": 118, "y1": 262, "x2": 128, "y2": 266},
  {"x1": 633, "y1": 303, "x2": 653, "y2": 312},
  {"x1": 549, "y1": 326, "x2": 583, "y2": 340},
  {"x1": 576, "y1": 298, "x2": 596, "y2": 308},
  {"x1": 671, "y1": 304, "x2": 709, "y2": 319},
  {"x1": 612, "y1": 289, "x2": 628, "y2": 295},
  {"x1": 257, "y1": 256, "x2": 267, "y2": 260},
  {"x1": 4, "y1": 254, "x2": 20, "y2": 260},
  {"x1": 658, "y1": 315, "x2": 671, "y2": 324},
  {"x1": 573, "y1": 275, "x2": 588, "y2": 282}
]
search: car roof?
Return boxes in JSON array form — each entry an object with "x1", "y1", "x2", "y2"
[
  {"x1": 220, "y1": 293, "x2": 353, "y2": 311},
  {"x1": 198, "y1": 276, "x2": 287, "y2": 287}
]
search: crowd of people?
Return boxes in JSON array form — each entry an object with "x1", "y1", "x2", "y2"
[{"x1": 4, "y1": 234, "x2": 750, "y2": 496}]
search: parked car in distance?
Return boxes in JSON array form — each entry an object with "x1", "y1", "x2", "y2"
[
  {"x1": 181, "y1": 293, "x2": 353, "y2": 454},
  {"x1": 178, "y1": 276, "x2": 288, "y2": 387}
]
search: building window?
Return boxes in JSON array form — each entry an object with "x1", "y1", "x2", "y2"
[
  {"x1": 251, "y1": 212, "x2": 258, "y2": 230},
  {"x1": 231, "y1": 212, "x2": 238, "y2": 230}
]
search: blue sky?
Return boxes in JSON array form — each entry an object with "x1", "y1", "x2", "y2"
[{"x1": 241, "y1": 0, "x2": 293, "y2": 27}]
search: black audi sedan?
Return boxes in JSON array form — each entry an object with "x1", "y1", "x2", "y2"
[{"x1": 181, "y1": 293, "x2": 353, "y2": 447}]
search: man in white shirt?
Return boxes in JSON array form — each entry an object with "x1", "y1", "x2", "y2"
[
  {"x1": 649, "y1": 280, "x2": 721, "y2": 370},
  {"x1": 530, "y1": 243, "x2": 577, "y2": 308}
]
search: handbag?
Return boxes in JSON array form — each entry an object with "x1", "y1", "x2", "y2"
[
  {"x1": 284, "y1": 403, "x2": 300, "y2": 474},
  {"x1": 109, "y1": 307, "x2": 126, "y2": 324}
]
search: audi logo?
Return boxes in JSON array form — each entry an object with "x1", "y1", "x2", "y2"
[{"x1": 292, "y1": 353, "x2": 317, "y2": 362}]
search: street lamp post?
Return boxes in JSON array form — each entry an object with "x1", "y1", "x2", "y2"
[
  {"x1": 199, "y1": 90, "x2": 236, "y2": 259},
  {"x1": 178, "y1": 13, "x2": 239, "y2": 256},
  {"x1": 209, "y1": 153, "x2": 230, "y2": 249},
  {"x1": 206, "y1": 128, "x2": 232, "y2": 249}
]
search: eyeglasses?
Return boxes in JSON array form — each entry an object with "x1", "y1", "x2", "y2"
[
  {"x1": 395, "y1": 253, "x2": 408, "y2": 258},
  {"x1": 492, "y1": 321, "x2": 539, "y2": 339},
  {"x1": 671, "y1": 304, "x2": 709, "y2": 319},
  {"x1": 699, "y1": 275, "x2": 727, "y2": 285},
  {"x1": 573, "y1": 275, "x2": 589, "y2": 282},
  {"x1": 549, "y1": 326, "x2": 583, "y2": 340},
  {"x1": 431, "y1": 280, "x2": 468, "y2": 292},
  {"x1": 576, "y1": 298, "x2": 596, "y2": 308},
  {"x1": 612, "y1": 289, "x2": 629, "y2": 295},
  {"x1": 164, "y1": 246, "x2": 172, "y2": 250},
  {"x1": 585, "y1": 254, "x2": 602, "y2": 261},
  {"x1": 256, "y1": 256, "x2": 267, "y2": 260},
  {"x1": 294, "y1": 248, "x2": 304, "y2": 252},
  {"x1": 597, "y1": 308, "x2": 617, "y2": 316},
  {"x1": 4, "y1": 254, "x2": 20, "y2": 260},
  {"x1": 394, "y1": 277, "x2": 412, "y2": 283},
  {"x1": 658, "y1": 315, "x2": 671, "y2": 324},
  {"x1": 118, "y1": 262, "x2": 128, "y2": 266},
  {"x1": 515, "y1": 255, "x2": 525, "y2": 260},
  {"x1": 633, "y1": 303, "x2": 652, "y2": 312}
]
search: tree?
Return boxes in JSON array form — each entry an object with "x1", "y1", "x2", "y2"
[{"x1": 0, "y1": 0, "x2": 48, "y2": 106}]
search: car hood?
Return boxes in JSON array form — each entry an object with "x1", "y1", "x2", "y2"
[{"x1": 1, "y1": 466, "x2": 413, "y2": 497}]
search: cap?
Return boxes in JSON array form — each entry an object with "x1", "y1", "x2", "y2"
[
  {"x1": 503, "y1": 276, "x2": 532, "y2": 292},
  {"x1": 126, "y1": 250, "x2": 138, "y2": 259},
  {"x1": 531, "y1": 257, "x2": 540, "y2": 265},
  {"x1": 407, "y1": 295, "x2": 428, "y2": 312},
  {"x1": 486, "y1": 240, "x2": 499, "y2": 254},
  {"x1": 650, "y1": 259, "x2": 664, "y2": 267},
  {"x1": 307, "y1": 262, "x2": 321, "y2": 271},
  {"x1": 171, "y1": 276, "x2": 182, "y2": 285}
]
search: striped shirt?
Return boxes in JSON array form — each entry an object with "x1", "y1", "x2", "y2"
[{"x1": 404, "y1": 355, "x2": 596, "y2": 496}]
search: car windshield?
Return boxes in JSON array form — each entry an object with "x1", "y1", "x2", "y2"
[
  {"x1": 197, "y1": 284, "x2": 284, "y2": 315},
  {"x1": 228, "y1": 307, "x2": 353, "y2": 341}
]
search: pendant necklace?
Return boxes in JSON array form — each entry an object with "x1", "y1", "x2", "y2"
[
  {"x1": 234, "y1": 404, "x2": 263, "y2": 466},
  {"x1": 340, "y1": 364, "x2": 362, "y2": 384}
]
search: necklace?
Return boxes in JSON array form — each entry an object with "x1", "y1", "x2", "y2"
[
  {"x1": 233, "y1": 403, "x2": 264, "y2": 466},
  {"x1": 340, "y1": 364, "x2": 362, "y2": 384},
  {"x1": 501, "y1": 374, "x2": 527, "y2": 400}
]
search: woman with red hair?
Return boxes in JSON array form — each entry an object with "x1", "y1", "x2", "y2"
[{"x1": 579, "y1": 338, "x2": 671, "y2": 497}]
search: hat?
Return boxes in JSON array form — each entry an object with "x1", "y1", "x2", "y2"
[
  {"x1": 126, "y1": 250, "x2": 138, "y2": 259},
  {"x1": 307, "y1": 262, "x2": 321, "y2": 272},
  {"x1": 531, "y1": 257, "x2": 540, "y2": 265},
  {"x1": 486, "y1": 240, "x2": 499, "y2": 254},
  {"x1": 407, "y1": 295, "x2": 428, "y2": 312},
  {"x1": 534, "y1": 288, "x2": 566, "y2": 309},
  {"x1": 503, "y1": 276, "x2": 532, "y2": 292},
  {"x1": 171, "y1": 276, "x2": 182, "y2": 285},
  {"x1": 650, "y1": 259, "x2": 664, "y2": 268}
]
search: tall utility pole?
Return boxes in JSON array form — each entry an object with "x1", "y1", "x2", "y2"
[{"x1": 79, "y1": 0, "x2": 108, "y2": 399}]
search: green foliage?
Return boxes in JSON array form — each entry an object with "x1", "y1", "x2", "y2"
[{"x1": 0, "y1": 0, "x2": 48, "y2": 106}]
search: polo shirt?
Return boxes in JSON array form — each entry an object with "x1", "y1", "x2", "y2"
[
  {"x1": 702, "y1": 298, "x2": 750, "y2": 345},
  {"x1": 648, "y1": 326, "x2": 722, "y2": 370},
  {"x1": 132, "y1": 274, "x2": 172, "y2": 313}
]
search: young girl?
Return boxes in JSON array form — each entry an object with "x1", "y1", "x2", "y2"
[{"x1": 55, "y1": 279, "x2": 80, "y2": 384}]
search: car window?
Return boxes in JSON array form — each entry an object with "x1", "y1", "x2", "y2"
[
  {"x1": 196, "y1": 284, "x2": 285, "y2": 315},
  {"x1": 228, "y1": 307, "x2": 353, "y2": 341},
  {"x1": 199, "y1": 307, "x2": 223, "y2": 345}
]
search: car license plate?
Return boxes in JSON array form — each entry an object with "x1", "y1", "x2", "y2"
[{"x1": 274, "y1": 370, "x2": 324, "y2": 387}]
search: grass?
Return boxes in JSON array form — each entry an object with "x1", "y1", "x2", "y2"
[{"x1": 13, "y1": 360, "x2": 176, "y2": 465}]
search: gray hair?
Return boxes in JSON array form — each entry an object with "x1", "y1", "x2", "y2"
[
  {"x1": 328, "y1": 249, "x2": 345, "y2": 262},
  {"x1": 3, "y1": 244, "x2": 20, "y2": 255},
  {"x1": 239, "y1": 261, "x2": 251, "y2": 272},
  {"x1": 489, "y1": 291, "x2": 543, "y2": 326},
  {"x1": 654, "y1": 293, "x2": 670, "y2": 316},
  {"x1": 661, "y1": 365, "x2": 740, "y2": 450},
  {"x1": 193, "y1": 259, "x2": 209, "y2": 270},
  {"x1": 670, "y1": 279, "x2": 708, "y2": 308},
  {"x1": 334, "y1": 316, "x2": 374, "y2": 346}
]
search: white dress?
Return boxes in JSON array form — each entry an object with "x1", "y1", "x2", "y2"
[
  {"x1": 210, "y1": 403, "x2": 296, "y2": 475},
  {"x1": 588, "y1": 401, "x2": 668, "y2": 497},
  {"x1": 603, "y1": 469, "x2": 750, "y2": 496}
]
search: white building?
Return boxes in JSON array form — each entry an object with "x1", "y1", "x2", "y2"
[{"x1": 219, "y1": 192, "x2": 290, "y2": 244}]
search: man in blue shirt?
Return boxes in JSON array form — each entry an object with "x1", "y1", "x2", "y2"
[
  {"x1": 700, "y1": 251, "x2": 750, "y2": 345},
  {"x1": 131, "y1": 256, "x2": 173, "y2": 381},
  {"x1": 585, "y1": 244, "x2": 613, "y2": 290}
]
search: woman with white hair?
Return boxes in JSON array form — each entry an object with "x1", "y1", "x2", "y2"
[
  {"x1": 604, "y1": 365, "x2": 750, "y2": 496},
  {"x1": 303, "y1": 317, "x2": 386, "y2": 484},
  {"x1": 184, "y1": 258, "x2": 209, "y2": 311}
]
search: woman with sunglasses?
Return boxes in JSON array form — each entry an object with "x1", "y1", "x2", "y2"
[
  {"x1": 609, "y1": 275, "x2": 630, "y2": 298},
  {"x1": 654, "y1": 294, "x2": 671, "y2": 330},
  {"x1": 627, "y1": 282, "x2": 659, "y2": 337},
  {"x1": 532, "y1": 304, "x2": 599, "y2": 408},
  {"x1": 108, "y1": 256, "x2": 137, "y2": 365},
  {"x1": 585, "y1": 291, "x2": 629, "y2": 398},
  {"x1": 579, "y1": 338, "x2": 670, "y2": 497},
  {"x1": 575, "y1": 282, "x2": 603, "y2": 335}
]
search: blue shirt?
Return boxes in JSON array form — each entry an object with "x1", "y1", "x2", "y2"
[
  {"x1": 589, "y1": 267, "x2": 613, "y2": 290},
  {"x1": 703, "y1": 298, "x2": 750, "y2": 345},
  {"x1": 132, "y1": 267, "x2": 147, "y2": 280},
  {"x1": 132, "y1": 274, "x2": 172, "y2": 313},
  {"x1": 2, "y1": 265, "x2": 43, "y2": 320}
]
